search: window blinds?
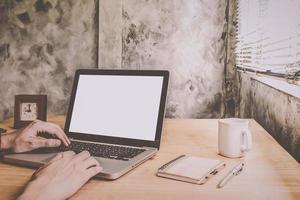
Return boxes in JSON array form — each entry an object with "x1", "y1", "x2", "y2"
[{"x1": 235, "y1": 0, "x2": 300, "y2": 79}]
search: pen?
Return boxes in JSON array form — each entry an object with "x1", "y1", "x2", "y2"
[{"x1": 217, "y1": 161, "x2": 244, "y2": 188}]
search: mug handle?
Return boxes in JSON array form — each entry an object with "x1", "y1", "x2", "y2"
[{"x1": 241, "y1": 129, "x2": 252, "y2": 151}]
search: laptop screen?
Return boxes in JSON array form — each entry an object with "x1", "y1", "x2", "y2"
[{"x1": 68, "y1": 74, "x2": 164, "y2": 141}]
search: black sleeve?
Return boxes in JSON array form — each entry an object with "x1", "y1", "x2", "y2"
[{"x1": 0, "y1": 135, "x2": 11, "y2": 159}]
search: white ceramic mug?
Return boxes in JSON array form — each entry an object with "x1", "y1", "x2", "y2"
[{"x1": 218, "y1": 118, "x2": 252, "y2": 158}]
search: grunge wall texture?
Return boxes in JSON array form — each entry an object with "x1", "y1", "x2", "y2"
[
  {"x1": 98, "y1": 0, "x2": 228, "y2": 118},
  {"x1": 0, "y1": 0, "x2": 228, "y2": 120},
  {"x1": 0, "y1": 0, "x2": 98, "y2": 120}
]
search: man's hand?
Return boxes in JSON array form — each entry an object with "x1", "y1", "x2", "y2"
[
  {"x1": 1, "y1": 120, "x2": 70, "y2": 153},
  {"x1": 18, "y1": 151, "x2": 102, "y2": 200}
]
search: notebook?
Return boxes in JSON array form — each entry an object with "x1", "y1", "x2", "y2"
[{"x1": 157, "y1": 155, "x2": 226, "y2": 184}]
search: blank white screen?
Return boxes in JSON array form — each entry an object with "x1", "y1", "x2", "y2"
[{"x1": 69, "y1": 75, "x2": 163, "y2": 141}]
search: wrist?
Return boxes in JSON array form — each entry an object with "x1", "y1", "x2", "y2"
[
  {"x1": 17, "y1": 181, "x2": 44, "y2": 200},
  {"x1": 0, "y1": 132, "x2": 17, "y2": 150}
]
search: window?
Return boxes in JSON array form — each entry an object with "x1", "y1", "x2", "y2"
[{"x1": 235, "y1": 0, "x2": 300, "y2": 83}]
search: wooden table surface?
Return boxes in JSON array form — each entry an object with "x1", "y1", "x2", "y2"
[{"x1": 0, "y1": 116, "x2": 299, "y2": 200}]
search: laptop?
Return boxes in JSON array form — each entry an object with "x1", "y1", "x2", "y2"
[{"x1": 3, "y1": 69, "x2": 169, "y2": 180}]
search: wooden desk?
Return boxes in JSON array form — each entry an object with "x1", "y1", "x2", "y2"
[{"x1": 0, "y1": 116, "x2": 300, "y2": 200}]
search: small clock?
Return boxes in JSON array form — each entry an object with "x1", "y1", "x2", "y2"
[{"x1": 14, "y1": 95, "x2": 47, "y2": 129}]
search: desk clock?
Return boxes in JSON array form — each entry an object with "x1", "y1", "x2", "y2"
[{"x1": 14, "y1": 95, "x2": 47, "y2": 129}]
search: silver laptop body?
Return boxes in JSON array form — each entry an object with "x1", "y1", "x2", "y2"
[{"x1": 4, "y1": 69, "x2": 169, "y2": 180}]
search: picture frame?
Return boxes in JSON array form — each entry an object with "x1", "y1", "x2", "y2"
[{"x1": 14, "y1": 95, "x2": 47, "y2": 129}]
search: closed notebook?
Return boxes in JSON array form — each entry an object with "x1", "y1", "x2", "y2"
[{"x1": 157, "y1": 155, "x2": 226, "y2": 184}]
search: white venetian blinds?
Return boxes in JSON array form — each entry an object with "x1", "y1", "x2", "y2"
[{"x1": 236, "y1": 0, "x2": 300, "y2": 77}]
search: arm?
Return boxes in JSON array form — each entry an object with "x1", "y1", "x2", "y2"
[
  {"x1": 0, "y1": 133, "x2": 16, "y2": 158},
  {"x1": 17, "y1": 151, "x2": 102, "y2": 200},
  {"x1": 0, "y1": 120, "x2": 70, "y2": 153},
  {"x1": 0, "y1": 132, "x2": 16, "y2": 151}
]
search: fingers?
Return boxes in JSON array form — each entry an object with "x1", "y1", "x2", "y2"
[
  {"x1": 33, "y1": 121, "x2": 70, "y2": 146},
  {"x1": 86, "y1": 165, "x2": 102, "y2": 179},
  {"x1": 31, "y1": 138, "x2": 61, "y2": 149},
  {"x1": 45, "y1": 139, "x2": 61, "y2": 147},
  {"x1": 32, "y1": 151, "x2": 77, "y2": 180},
  {"x1": 83, "y1": 156, "x2": 102, "y2": 180},
  {"x1": 41, "y1": 151, "x2": 76, "y2": 170},
  {"x1": 61, "y1": 150, "x2": 76, "y2": 158},
  {"x1": 72, "y1": 151, "x2": 91, "y2": 163},
  {"x1": 82, "y1": 156, "x2": 100, "y2": 169},
  {"x1": 31, "y1": 150, "x2": 75, "y2": 170},
  {"x1": 46, "y1": 122, "x2": 70, "y2": 146},
  {"x1": 71, "y1": 151, "x2": 102, "y2": 179},
  {"x1": 47, "y1": 151, "x2": 75, "y2": 165},
  {"x1": 49, "y1": 123, "x2": 70, "y2": 146}
]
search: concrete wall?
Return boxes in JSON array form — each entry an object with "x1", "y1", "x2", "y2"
[
  {"x1": 99, "y1": 0, "x2": 229, "y2": 118},
  {"x1": 0, "y1": 0, "x2": 98, "y2": 120},
  {"x1": 0, "y1": 0, "x2": 229, "y2": 120},
  {"x1": 238, "y1": 73, "x2": 300, "y2": 162}
]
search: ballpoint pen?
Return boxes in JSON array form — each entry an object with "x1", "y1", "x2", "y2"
[{"x1": 217, "y1": 161, "x2": 244, "y2": 188}]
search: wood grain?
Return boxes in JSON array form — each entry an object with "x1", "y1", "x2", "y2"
[{"x1": 0, "y1": 116, "x2": 299, "y2": 200}]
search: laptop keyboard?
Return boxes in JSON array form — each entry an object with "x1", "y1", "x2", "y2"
[
  {"x1": 33, "y1": 140, "x2": 146, "y2": 161},
  {"x1": 61, "y1": 141, "x2": 145, "y2": 161}
]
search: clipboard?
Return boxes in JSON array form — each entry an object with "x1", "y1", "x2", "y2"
[{"x1": 157, "y1": 155, "x2": 226, "y2": 184}]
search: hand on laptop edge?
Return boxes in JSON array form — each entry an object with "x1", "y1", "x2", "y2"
[
  {"x1": 1, "y1": 120, "x2": 70, "y2": 153},
  {"x1": 17, "y1": 151, "x2": 103, "y2": 200}
]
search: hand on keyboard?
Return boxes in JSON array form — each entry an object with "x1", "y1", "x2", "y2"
[{"x1": 2, "y1": 120, "x2": 70, "y2": 153}]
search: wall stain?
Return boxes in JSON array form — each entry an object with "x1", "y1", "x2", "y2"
[
  {"x1": 239, "y1": 73, "x2": 300, "y2": 163},
  {"x1": 223, "y1": 0, "x2": 238, "y2": 118},
  {"x1": 196, "y1": 93, "x2": 222, "y2": 118},
  {"x1": 46, "y1": 43, "x2": 53, "y2": 55},
  {"x1": 17, "y1": 12, "x2": 31, "y2": 25},
  {"x1": 119, "y1": 0, "x2": 228, "y2": 118},
  {"x1": 0, "y1": 43, "x2": 10, "y2": 61},
  {"x1": 126, "y1": 24, "x2": 139, "y2": 45},
  {"x1": 35, "y1": 0, "x2": 52, "y2": 13}
]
